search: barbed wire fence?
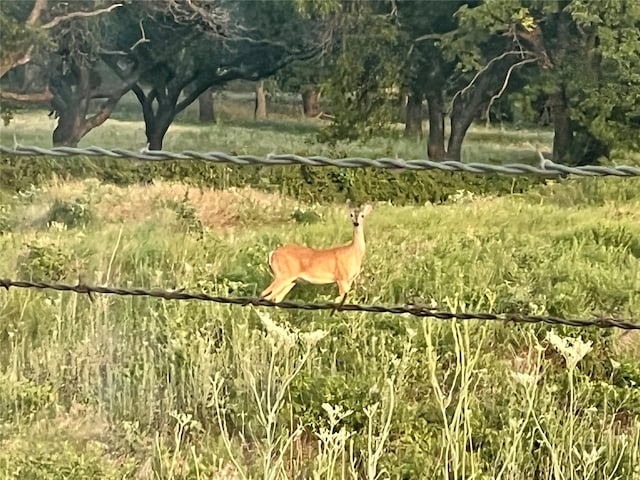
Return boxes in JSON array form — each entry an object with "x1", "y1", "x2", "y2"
[
  {"x1": 1, "y1": 278, "x2": 639, "y2": 330},
  {"x1": 1, "y1": 144, "x2": 639, "y2": 330}
]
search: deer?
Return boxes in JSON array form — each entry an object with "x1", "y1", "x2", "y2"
[{"x1": 260, "y1": 202, "x2": 373, "y2": 306}]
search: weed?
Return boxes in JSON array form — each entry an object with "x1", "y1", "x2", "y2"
[{"x1": 46, "y1": 198, "x2": 93, "y2": 229}]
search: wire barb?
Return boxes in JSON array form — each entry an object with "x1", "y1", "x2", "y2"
[
  {"x1": 1, "y1": 278, "x2": 638, "y2": 330},
  {"x1": 1, "y1": 145, "x2": 639, "y2": 177}
]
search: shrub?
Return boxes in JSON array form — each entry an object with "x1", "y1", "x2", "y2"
[
  {"x1": 18, "y1": 243, "x2": 73, "y2": 281},
  {"x1": 46, "y1": 198, "x2": 93, "y2": 229},
  {"x1": 0, "y1": 154, "x2": 545, "y2": 205}
]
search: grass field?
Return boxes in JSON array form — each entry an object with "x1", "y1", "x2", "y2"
[
  {"x1": 1, "y1": 105, "x2": 640, "y2": 479},
  {"x1": 1, "y1": 91, "x2": 559, "y2": 164}
]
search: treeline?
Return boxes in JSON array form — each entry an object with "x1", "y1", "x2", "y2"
[{"x1": 1, "y1": 0, "x2": 639, "y2": 164}]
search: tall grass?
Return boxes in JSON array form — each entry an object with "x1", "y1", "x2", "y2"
[{"x1": 0, "y1": 161, "x2": 639, "y2": 478}]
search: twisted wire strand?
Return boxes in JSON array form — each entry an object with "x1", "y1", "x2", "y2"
[
  {"x1": 1, "y1": 278, "x2": 638, "y2": 330},
  {"x1": 2, "y1": 145, "x2": 639, "y2": 177}
]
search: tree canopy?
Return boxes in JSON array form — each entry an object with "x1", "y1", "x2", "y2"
[{"x1": 1, "y1": 0, "x2": 638, "y2": 162}]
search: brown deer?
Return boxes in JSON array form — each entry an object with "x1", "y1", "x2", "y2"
[{"x1": 260, "y1": 202, "x2": 373, "y2": 304}]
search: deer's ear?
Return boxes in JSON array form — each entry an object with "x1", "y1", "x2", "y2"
[
  {"x1": 346, "y1": 198, "x2": 355, "y2": 209},
  {"x1": 362, "y1": 202, "x2": 373, "y2": 215}
]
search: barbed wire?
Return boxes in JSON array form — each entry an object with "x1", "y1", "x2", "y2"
[
  {"x1": 1, "y1": 278, "x2": 638, "y2": 330},
  {"x1": 1, "y1": 145, "x2": 639, "y2": 177}
]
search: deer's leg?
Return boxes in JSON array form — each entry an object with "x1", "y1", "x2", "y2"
[
  {"x1": 260, "y1": 278, "x2": 280, "y2": 299},
  {"x1": 331, "y1": 279, "x2": 352, "y2": 314},
  {"x1": 261, "y1": 277, "x2": 293, "y2": 301},
  {"x1": 335, "y1": 279, "x2": 353, "y2": 303},
  {"x1": 272, "y1": 279, "x2": 297, "y2": 303}
]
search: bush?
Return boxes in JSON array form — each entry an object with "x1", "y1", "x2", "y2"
[
  {"x1": 46, "y1": 198, "x2": 93, "y2": 229},
  {"x1": 18, "y1": 243, "x2": 73, "y2": 281}
]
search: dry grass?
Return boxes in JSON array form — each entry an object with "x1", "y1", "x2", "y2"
[{"x1": 30, "y1": 178, "x2": 299, "y2": 229}]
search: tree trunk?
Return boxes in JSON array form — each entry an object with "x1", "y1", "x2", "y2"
[
  {"x1": 572, "y1": 126, "x2": 610, "y2": 166},
  {"x1": 133, "y1": 85, "x2": 177, "y2": 151},
  {"x1": 425, "y1": 91, "x2": 446, "y2": 161},
  {"x1": 52, "y1": 106, "x2": 84, "y2": 147},
  {"x1": 550, "y1": 89, "x2": 572, "y2": 164},
  {"x1": 404, "y1": 93, "x2": 423, "y2": 139},
  {"x1": 447, "y1": 100, "x2": 477, "y2": 162},
  {"x1": 301, "y1": 87, "x2": 320, "y2": 117},
  {"x1": 145, "y1": 111, "x2": 173, "y2": 150},
  {"x1": 198, "y1": 88, "x2": 215, "y2": 123},
  {"x1": 254, "y1": 80, "x2": 267, "y2": 120}
]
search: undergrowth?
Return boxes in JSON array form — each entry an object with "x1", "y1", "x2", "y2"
[{"x1": 0, "y1": 171, "x2": 638, "y2": 479}]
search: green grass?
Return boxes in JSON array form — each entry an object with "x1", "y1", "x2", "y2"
[
  {"x1": 1, "y1": 108, "x2": 640, "y2": 479},
  {"x1": 1, "y1": 91, "x2": 558, "y2": 165},
  {"x1": 1, "y1": 173, "x2": 639, "y2": 478}
]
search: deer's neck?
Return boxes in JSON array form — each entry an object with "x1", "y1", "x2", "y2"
[{"x1": 351, "y1": 224, "x2": 366, "y2": 256}]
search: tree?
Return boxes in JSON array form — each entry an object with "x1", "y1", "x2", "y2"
[
  {"x1": 254, "y1": 80, "x2": 267, "y2": 120},
  {"x1": 198, "y1": 88, "x2": 216, "y2": 123},
  {"x1": 318, "y1": 0, "x2": 402, "y2": 142},
  {"x1": 0, "y1": 0, "x2": 121, "y2": 80},
  {"x1": 0, "y1": 0, "x2": 123, "y2": 131},
  {"x1": 396, "y1": 0, "x2": 468, "y2": 157},
  {"x1": 275, "y1": 58, "x2": 324, "y2": 117},
  {"x1": 317, "y1": 0, "x2": 544, "y2": 161},
  {"x1": 46, "y1": 1, "x2": 149, "y2": 146},
  {"x1": 103, "y1": 0, "x2": 332, "y2": 149},
  {"x1": 554, "y1": 0, "x2": 640, "y2": 162},
  {"x1": 454, "y1": 0, "x2": 640, "y2": 164}
]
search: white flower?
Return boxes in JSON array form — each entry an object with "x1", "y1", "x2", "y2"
[
  {"x1": 546, "y1": 331, "x2": 592, "y2": 370},
  {"x1": 258, "y1": 311, "x2": 296, "y2": 351},
  {"x1": 301, "y1": 329, "x2": 328, "y2": 347}
]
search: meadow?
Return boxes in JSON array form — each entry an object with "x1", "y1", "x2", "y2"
[{"x1": 0, "y1": 97, "x2": 639, "y2": 479}]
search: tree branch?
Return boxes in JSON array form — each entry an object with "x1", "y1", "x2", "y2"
[
  {"x1": 484, "y1": 57, "x2": 538, "y2": 127},
  {"x1": 41, "y1": 3, "x2": 123, "y2": 29},
  {"x1": 82, "y1": 96, "x2": 121, "y2": 134},
  {"x1": 450, "y1": 50, "x2": 534, "y2": 111},
  {"x1": 27, "y1": 0, "x2": 48, "y2": 25},
  {"x1": 413, "y1": 33, "x2": 442, "y2": 43},
  {"x1": 0, "y1": 48, "x2": 36, "y2": 79},
  {"x1": 0, "y1": 89, "x2": 53, "y2": 103}
]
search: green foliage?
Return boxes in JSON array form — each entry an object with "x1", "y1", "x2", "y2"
[
  {"x1": 291, "y1": 207, "x2": 322, "y2": 224},
  {"x1": 0, "y1": 153, "x2": 545, "y2": 205},
  {"x1": 0, "y1": 1, "x2": 50, "y2": 67},
  {"x1": 564, "y1": 0, "x2": 640, "y2": 151},
  {"x1": 46, "y1": 198, "x2": 93, "y2": 229},
  {"x1": 318, "y1": 1, "x2": 403, "y2": 142},
  {"x1": 0, "y1": 438, "x2": 135, "y2": 480},
  {"x1": 0, "y1": 204, "x2": 11, "y2": 234},
  {"x1": 162, "y1": 191, "x2": 206, "y2": 238},
  {"x1": 0, "y1": 379, "x2": 54, "y2": 422},
  {"x1": 18, "y1": 242, "x2": 73, "y2": 281},
  {"x1": 0, "y1": 173, "x2": 638, "y2": 476}
]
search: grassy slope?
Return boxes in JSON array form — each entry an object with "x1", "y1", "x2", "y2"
[{"x1": 1, "y1": 106, "x2": 640, "y2": 479}]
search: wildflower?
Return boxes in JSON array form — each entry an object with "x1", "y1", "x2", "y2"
[{"x1": 546, "y1": 330, "x2": 592, "y2": 370}]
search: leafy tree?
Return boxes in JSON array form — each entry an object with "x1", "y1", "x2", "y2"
[
  {"x1": 436, "y1": 1, "x2": 548, "y2": 161},
  {"x1": 396, "y1": 0, "x2": 469, "y2": 157},
  {"x1": 317, "y1": 0, "x2": 545, "y2": 161},
  {"x1": 456, "y1": 0, "x2": 640, "y2": 164},
  {"x1": 102, "y1": 0, "x2": 332, "y2": 149},
  {"x1": 0, "y1": 0, "x2": 121, "y2": 129},
  {"x1": 0, "y1": 0, "x2": 120, "y2": 79},
  {"x1": 317, "y1": 0, "x2": 402, "y2": 142}
]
